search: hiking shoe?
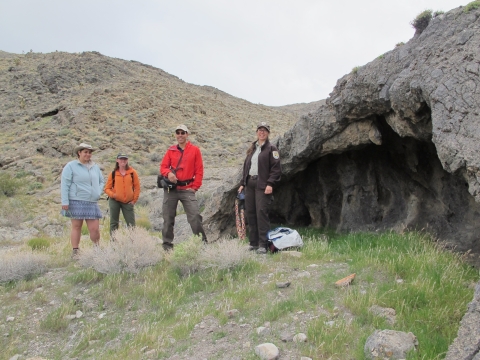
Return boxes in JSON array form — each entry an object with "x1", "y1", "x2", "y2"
[
  {"x1": 248, "y1": 245, "x2": 259, "y2": 251},
  {"x1": 162, "y1": 243, "x2": 174, "y2": 252},
  {"x1": 256, "y1": 248, "x2": 267, "y2": 254},
  {"x1": 71, "y1": 248, "x2": 80, "y2": 260}
]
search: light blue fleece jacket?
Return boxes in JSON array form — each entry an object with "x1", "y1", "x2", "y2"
[{"x1": 61, "y1": 160, "x2": 105, "y2": 205}]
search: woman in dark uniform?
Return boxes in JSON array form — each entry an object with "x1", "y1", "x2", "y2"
[{"x1": 238, "y1": 122, "x2": 281, "y2": 254}]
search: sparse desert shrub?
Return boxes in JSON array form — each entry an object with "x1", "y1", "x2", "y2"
[
  {"x1": 28, "y1": 182, "x2": 43, "y2": 191},
  {"x1": 0, "y1": 173, "x2": 21, "y2": 197},
  {"x1": 0, "y1": 197, "x2": 28, "y2": 227},
  {"x1": 351, "y1": 66, "x2": 360, "y2": 75},
  {"x1": 14, "y1": 170, "x2": 30, "y2": 178},
  {"x1": 165, "y1": 236, "x2": 253, "y2": 275},
  {"x1": 149, "y1": 153, "x2": 162, "y2": 162},
  {"x1": 465, "y1": 0, "x2": 480, "y2": 12},
  {"x1": 0, "y1": 250, "x2": 48, "y2": 283},
  {"x1": 197, "y1": 238, "x2": 253, "y2": 270},
  {"x1": 27, "y1": 237, "x2": 51, "y2": 250},
  {"x1": 78, "y1": 226, "x2": 162, "y2": 274},
  {"x1": 165, "y1": 235, "x2": 204, "y2": 275},
  {"x1": 411, "y1": 9, "x2": 432, "y2": 34},
  {"x1": 395, "y1": 42, "x2": 405, "y2": 47}
]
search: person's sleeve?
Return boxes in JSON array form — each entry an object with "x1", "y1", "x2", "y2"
[
  {"x1": 104, "y1": 171, "x2": 114, "y2": 198},
  {"x1": 60, "y1": 164, "x2": 72, "y2": 206},
  {"x1": 99, "y1": 168, "x2": 106, "y2": 193},
  {"x1": 160, "y1": 151, "x2": 171, "y2": 178},
  {"x1": 240, "y1": 158, "x2": 248, "y2": 187},
  {"x1": 133, "y1": 170, "x2": 141, "y2": 203},
  {"x1": 267, "y1": 146, "x2": 282, "y2": 188},
  {"x1": 192, "y1": 147, "x2": 204, "y2": 190}
]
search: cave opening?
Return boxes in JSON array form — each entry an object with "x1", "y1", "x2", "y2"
[{"x1": 271, "y1": 116, "x2": 480, "y2": 254}]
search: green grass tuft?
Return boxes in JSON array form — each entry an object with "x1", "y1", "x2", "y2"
[{"x1": 27, "y1": 237, "x2": 50, "y2": 250}]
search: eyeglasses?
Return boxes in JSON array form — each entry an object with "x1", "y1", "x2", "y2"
[{"x1": 176, "y1": 131, "x2": 186, "y2": 135}]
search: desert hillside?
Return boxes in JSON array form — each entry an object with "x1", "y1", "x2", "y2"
[{"x1": 0, "y1": 49, "x2": 308, "y2": 173}]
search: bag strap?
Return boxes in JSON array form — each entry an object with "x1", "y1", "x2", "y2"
[{"x1": 169, "y1": 150, "x2": 185, "y2": 176}]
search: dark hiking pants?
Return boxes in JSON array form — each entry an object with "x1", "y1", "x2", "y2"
[
  {"x1": 245, "y1": 177, "x2": 272, "y2": 249},
  {"x1": 162, "y1": 189, "x2": 206, "y2": 250}
]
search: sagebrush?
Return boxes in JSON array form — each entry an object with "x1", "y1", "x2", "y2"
[
  {"x1": 0, "y1": 250, "x2": 48, "y2": 283},
  {"x1": 165, "y1": 236, "x2": 253, "y2": 276},
  {"x1": 78, "y1": 226, "x2": 162, "y2": 274}
]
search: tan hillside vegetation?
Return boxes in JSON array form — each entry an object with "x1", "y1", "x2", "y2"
[{"x1": 0, "y1": 50, "x2": 308, "y2": 176}]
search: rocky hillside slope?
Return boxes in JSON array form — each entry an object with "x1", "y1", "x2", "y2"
[{"x1": 0, "y1": 49, "x2": 302, "y2": 170}]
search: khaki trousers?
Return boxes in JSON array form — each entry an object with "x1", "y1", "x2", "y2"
[
  {"x1": 162, "y1": 189, "x2": 206, "y2": 249},
  {"x1": 245, "y1": 177, "x2": 272, "y2": 249}
]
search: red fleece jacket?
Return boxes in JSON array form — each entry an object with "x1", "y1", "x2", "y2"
[{"x1": 160, "y1": 142, "x2": 204, "y2": 190}]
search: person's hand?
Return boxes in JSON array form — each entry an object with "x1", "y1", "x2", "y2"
[
  {"x1": 167, "y1": 172, "x2": 177, "y2": 183},
  {"x1": 128, "y1": 201, "x2": 135, "y2": 205},
  {"x1": 188, "y1": 188, "x2": 197, "y2": 192},
  {"x1": 265, "y1": 185, "x2": 272, "y2": 195},
  {"x1": 62, "y1": 205, "x2": 69, "y2": 210},
  {"x1": 238, "y1": 186, "x2": 244, "y2": 193}
]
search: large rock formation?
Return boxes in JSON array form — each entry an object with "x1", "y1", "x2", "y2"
[{"x1": 205, "y1": 6, "x2": 480, "y2": 258}]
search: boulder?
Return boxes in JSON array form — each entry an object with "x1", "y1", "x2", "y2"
[{"x1": 364, "y1": 329, "x2": 418, "y2": 359}]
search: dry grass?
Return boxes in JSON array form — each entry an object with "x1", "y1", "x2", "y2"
[
  {"x1": 0, "y1": 249, "x2": 48, "y2": 283},
  {"x1": 165, "y1": 236, "x2": 253, "y2": 275},
  {"x1": 78, "y1": 226, "x2": 162, "y2": 274},
  {"x1": 197, "y1": 237, "x2": 253, "y2": 270}
]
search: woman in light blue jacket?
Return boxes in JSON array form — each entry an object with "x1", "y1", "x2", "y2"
[{"x1": 61, "y1": 143, "x2": 105, "y2": 258}]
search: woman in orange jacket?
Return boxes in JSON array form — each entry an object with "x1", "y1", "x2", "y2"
[{"x1": 104, "y1": 153, "x2": 141, "y2": 236}]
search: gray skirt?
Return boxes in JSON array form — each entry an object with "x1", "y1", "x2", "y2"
[{"x1": 61, "y1": 200, "x2": 102, "y2": 220}]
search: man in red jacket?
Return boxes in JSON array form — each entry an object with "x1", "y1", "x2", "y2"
[{"x1": 160, "y1": 124, "x2": 206, "y2": 251}]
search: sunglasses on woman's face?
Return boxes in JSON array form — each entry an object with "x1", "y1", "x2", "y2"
[{"x1": 176, "y1": 131, "x2": 186, "y2": 135}]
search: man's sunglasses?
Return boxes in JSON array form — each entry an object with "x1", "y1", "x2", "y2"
[{"x1": 176, "y1": 131, "x2": 186, "y2": 135}]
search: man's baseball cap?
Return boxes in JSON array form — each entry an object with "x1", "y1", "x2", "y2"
[
  {"x1": 175, "y1": 124, "x2": 189, "y2": 133},
  {"x1": 257, "y1": 122, "x2": 270, "y2": 132},
  {"x1": 117, "y1": 153, "x2": 128, "y2": 159}
]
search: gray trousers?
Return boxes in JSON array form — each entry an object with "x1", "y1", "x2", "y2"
[
  {"x1": 109, "y1": 198, "x2": 135, "y2": 235},
  {"x1": 162, "y1": 189, "x2": 206, "y2": 248},
  {"x1": 245, "y1": 177, "x2": 272, "y2": 249}
]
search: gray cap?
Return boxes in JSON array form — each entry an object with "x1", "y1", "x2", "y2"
[{"x1": 256, "y1": 122, "x2": 270, "y2": 132}]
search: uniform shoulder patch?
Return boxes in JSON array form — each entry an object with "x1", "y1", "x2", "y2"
[{"x1": 272, "y1": 151, "x2": 280, "y2": 159}]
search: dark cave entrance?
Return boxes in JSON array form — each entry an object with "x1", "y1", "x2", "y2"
[{"x1": 271, "y1": 116, "x2": 480, "y2": 254}]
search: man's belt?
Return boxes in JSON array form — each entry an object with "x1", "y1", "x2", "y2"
[
  {"x1": 176, "y1": 178, "x2": 194, "y2": 186},
  {"x1": 249, "y1": 175, "x2": 258, "y2": 180}
]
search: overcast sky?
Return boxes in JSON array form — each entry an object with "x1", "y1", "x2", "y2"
[{"x1": 0, "y1": 0, "x2": 468, "y2": 106}]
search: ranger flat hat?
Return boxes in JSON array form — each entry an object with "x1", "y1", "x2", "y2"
[
  {"x1": 74, "y1": 143, "x2": 95, "y2": 154},
  {"x1": 256, "y1": 122, "x2": 270, "y2": 132}
]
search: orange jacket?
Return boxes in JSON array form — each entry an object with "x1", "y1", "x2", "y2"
[
  {"x1": 104, "y1": 167, "x2": 140, "y2": 204},
  {"x1": 160, "y1": 142, "x2": 203, "y2": 190}
]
